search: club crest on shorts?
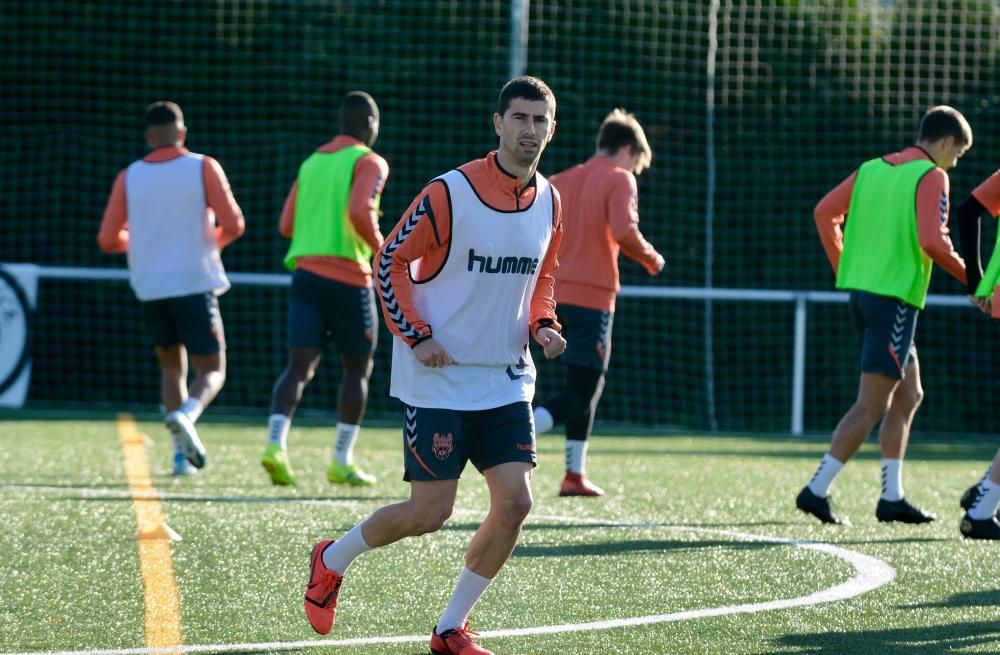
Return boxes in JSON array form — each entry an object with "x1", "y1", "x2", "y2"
[{"x1": 432, "y1": 432, "x2": 453, "y2": 460}]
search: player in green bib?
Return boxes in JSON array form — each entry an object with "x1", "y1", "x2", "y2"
[
  {"x1": 953, "y1": 169, "x2": 1000, "y2": 539},
  {"x1": 797, "y1": 106, "x2": 972, "y2": 526},
  {"x1": 261, "y1": 92, "x2": 389, "y2": 488}
]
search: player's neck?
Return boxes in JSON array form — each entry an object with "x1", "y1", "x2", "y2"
[{"x1": 496, "y1": 148, "x2": 537, "y2": 186}]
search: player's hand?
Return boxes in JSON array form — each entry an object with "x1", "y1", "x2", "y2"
[
  {"x1": 969, "y1": 294, "x2": 992, "y2": 314},
  {"x1": 535, "y1": 326, "x2": 566, "y2": 359},
  {"x1": 648, "y1": 253, "x2": 665, "y2": 275},
  {"x1": 413, "y1": 338, "x2": 458, "y2": 368}
]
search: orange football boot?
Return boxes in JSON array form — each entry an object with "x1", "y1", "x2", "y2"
[
  {"x1": 559, "y1": 470, "x2": 605, "y2": 497},
  {"x1": 430, "y1": 622, "x2": 493, "y2": 655},
  {"x1": 303, "y1": 540, "x2": 344, "y2": 635}
]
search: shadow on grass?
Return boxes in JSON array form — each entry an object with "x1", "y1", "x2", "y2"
[
  {"x1": 901, "y1": 589, "x2": 1000, "y2": 609},
  {"x1": 776, "y1": 620, "x2": 1000, "y2": 654}
]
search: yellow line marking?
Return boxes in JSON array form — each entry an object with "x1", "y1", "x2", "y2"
[{"x1": 117, "y1": 414, "x2": 184, "y2": 654}]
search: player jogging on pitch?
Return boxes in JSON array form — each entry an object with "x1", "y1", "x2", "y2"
[
  {"x1": 302, "y1": 76, "x2": 566, "y2": 655},
  {"x1": 98, "y1": 101, "x2": 245, "y2": 475},
  {"x1": 261, "y1": 91, "x2": 388, "y2": 487},
  {"x1": 532, "y1": 108, "x2": 664, "y2": 497},
  {"x1": 954, "y1": 168, "x2": 1000, "y2": 540},
  {"x1": 796, "y1": 105, "x2": 970, "y2": 526}
]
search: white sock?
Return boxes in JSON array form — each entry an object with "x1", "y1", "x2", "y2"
[
  {"x1": 969, "y1": 480, "x2": 1000, "y2": 520},
  {"x1": 321, "y1": 523, "x2": 372, "y2": 574},
  {"x1": 566, "y1": 439, "x2": 588, "y2": 474},
  {"x1": 437, "y1": 567, "x2": 493, "y2": 634},
  {"x1": 179, "y1": 398, "x2": 204, "y2": 423},
  {"x1": 533, "y1": 406, "x2": 554, "y2": 434},
  {"x1": 334, "y1": 422, "x2": 360, "y2": 466},
  {"x1": 268, "y1": 414, "x2": 290, "y2": 449},
  {"x1": 807, "y1": 453, "x2": 844, "y2": 497},
  {"x1": 880, "y1": 458, "x2": 904, "y2": 501}
]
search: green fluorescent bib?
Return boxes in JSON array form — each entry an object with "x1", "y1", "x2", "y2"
[
  {"x1": 836, "y1": 157, "x2": 937, "y2": 309},
  {"x1": 284, "y1": 144, "x2": 375, "y2": 270},
  {"x1": 975, "y1": 227, "x2": 1000, "y2": 298}
]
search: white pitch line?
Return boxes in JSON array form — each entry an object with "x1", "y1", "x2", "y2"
[{"x1": 2, "y1": 508, "x2": 895, "y2": 655}]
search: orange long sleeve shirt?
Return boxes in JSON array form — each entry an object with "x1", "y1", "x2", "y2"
[
  {"x1": 814, "y1": 146, "x2": 966, "y2": 286},
  {"x1": 549, "y1": 156, "x2": 662, "y2": 312},
  {"x1": 377, "y1": 151, "x2": 562, "y2": 347},
  {"x1": 278, "y1": 135, "x2": 389, "y2": 288}
]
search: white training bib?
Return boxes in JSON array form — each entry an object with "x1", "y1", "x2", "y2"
[
  {"x1": 124, "y1": 153, "x2": 230, "y2": 301},
  {"x1": 390, "y1": 169, "x2": 554, "y2": 410}
]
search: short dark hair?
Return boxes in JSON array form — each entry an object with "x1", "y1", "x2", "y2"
[
  {"x1": 919, "y1": 106, "x2": 972, "y2": 145},
  {"x1": 340, "y1": 91, "x2": 378, "y2": 137},
  {"x1": 145, "y1": 101, "x2": 183, "y2": 127},
  {"x1": 497, "y1": 76, "x2": 556, "y2": 118}
]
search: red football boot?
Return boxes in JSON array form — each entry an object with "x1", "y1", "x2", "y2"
[
  {"x1": 303, "y1": 540, "x2": 344, "y2": 635},
  {"x1": 559, "y1": 470, "x2": 605, "y2": 497},
  {"x1": 430, "y1": 623, "x2": 493, "y2": 655}
]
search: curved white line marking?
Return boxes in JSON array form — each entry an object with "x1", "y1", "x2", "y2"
[{"x1": 3, "y1": 506, "x2": 895, "y2": 655}]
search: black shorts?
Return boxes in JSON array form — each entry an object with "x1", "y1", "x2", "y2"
[
  {"x1": 287, "y1": 269, "x2": 377, "y2": 356},
  {"x1": 402, "y1": 402, "x2": 536, "y2": 482},
  {"x1": 558, "y1": 304, "x2": 613, "y2": 372},
  {"x1": 141, "y1": 292, "x2": 225, "y2": 355},
  {"x1": 849, "y1": 290, "x2": 919, "y2": 380}
]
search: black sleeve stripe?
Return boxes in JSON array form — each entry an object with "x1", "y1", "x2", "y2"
[{"x1": 377, "y1": 197, "x2": 429, "y2": 341}]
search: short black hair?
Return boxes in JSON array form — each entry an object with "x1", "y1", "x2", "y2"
[
  {"x1": 919, "y1": 106, "x2": 972, "y2": 145},
  {"x1": 497, "y1": 76, "x2": 556, "y2": 118},
  {"x1": 340, "y1": 91, "x2": 378, "y2": 138},
  {"x1": 145, "y1": 101, "x2": 183, "y2": 127}
]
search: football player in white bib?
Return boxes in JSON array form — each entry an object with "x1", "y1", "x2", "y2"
[{"x1": 303, "y1": 76, "x2": 566, "y2": 655}]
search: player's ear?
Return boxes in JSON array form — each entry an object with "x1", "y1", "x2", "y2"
[
  {"x1": 177, "y1": 126, "x2": 188, "y2": 144},
  {"x1": 493, "y1": 112, "x2": 503, "y2": 137}
]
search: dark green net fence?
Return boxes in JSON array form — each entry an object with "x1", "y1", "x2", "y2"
[{"x1": 3, "y1": 1, "x2": 1000, "y2": 434}]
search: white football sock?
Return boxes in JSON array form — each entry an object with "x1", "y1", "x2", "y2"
[
  {"x1": 179, "y1": 398, "x2": 204, "y2": 423},
  {"x1": 321, "y1": 523, "x2": 372, "y2": 574},
  {"x1": 566, "y1": 439, "x2": 588, "y2": 474},
  {"x1": 807, "y1": 453, "x2": 844, "y2": 497},
  {"x1": 969, "y1": 480, "x2": 1000, "y2": 520},
  {"x1": 267, "y1": 413, "x2": 290, "y2": 449},
  {"x1": 533, "y1": 406, "x2": 554, "y2": 434},
  {"x1": 880, "y1": 458, "x2": 904, "y2": 501},
  {"x1": 437, "y1": 567, "x2": 493, "y2": 634},
  {"x1": 334, "y1": 422, "x2": 360, "y2": 466}
]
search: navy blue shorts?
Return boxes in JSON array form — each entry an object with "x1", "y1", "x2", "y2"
[
  {"x1": 849, "y1": 290, "x2": 919, "y2": 380},
  {"x1": 287, "y1": 269, "x2": 377, "y2": 356},
  {"x1": 402, "y1": 402, "x2": 536, "y2": 482},
  {"x1": 141, "y1": 292, "x2": 225, "y2": 355},
  {"x1": 557, "y1": 304, "x2": 613, "y2": 372}
]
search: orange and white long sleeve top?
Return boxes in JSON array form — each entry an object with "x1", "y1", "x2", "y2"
[
  {"x1": 97, "y1": 146, "x2": 245, "y2": 301},
  {"x1": 278, "y1": 135, "x2": 389, "y2": 288},
  {"x1": 814, "y1": 146, "x2": 966, "y2": 286},
  {"x1": 376, "y1": 151, "x2": 563, "y2": 410},
  {"x1": 549, "y1": 155, "x2": 662, "y2": 313}
]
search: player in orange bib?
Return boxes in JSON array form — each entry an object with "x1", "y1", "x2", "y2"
[
  {"x1": 302, "y1": 76, "x2": 566, "y2": 655},
  {"x1": 954, "y1": 169, "x2": 1000, "y2": 539},
  {"x1": 532, "y1": 109, "x2": 664, "y2": 497}
]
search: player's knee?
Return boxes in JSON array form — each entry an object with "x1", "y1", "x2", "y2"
[
  {"x1": 413, "y1": 502, "x2": 454, "y2": 534},
  {"x1": 496, "y1": 491, "x2": 532, "y2": 527},
  {"x1": 896, "y1": 385, "x2": 924, "y2": 412}
]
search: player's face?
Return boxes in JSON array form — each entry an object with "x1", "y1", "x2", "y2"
[
  {"x1": 936, "y1": 136, "x2": 970, "y2": 170},
  {"x1": 494, "y1": 98, "x2": 555, "y2": 166}
]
